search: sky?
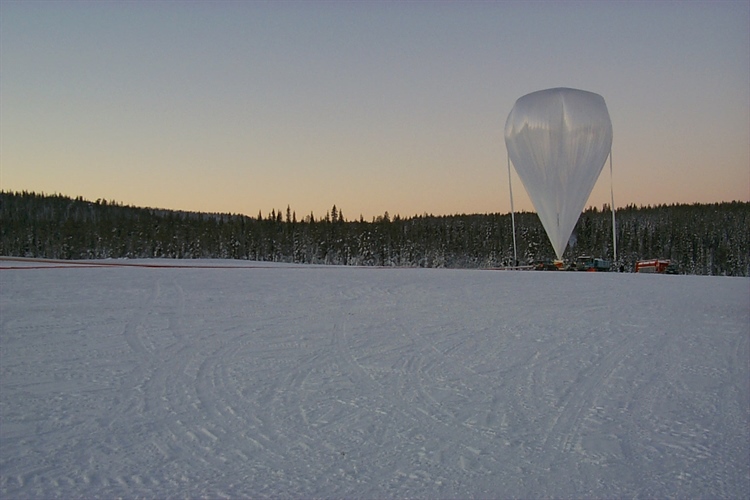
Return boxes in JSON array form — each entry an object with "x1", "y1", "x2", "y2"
[{"x1": 1, "y1": 1, "x2": 748, "y2": 220}]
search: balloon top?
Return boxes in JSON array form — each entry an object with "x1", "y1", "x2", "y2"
[
  {"x1": 515, "y1": 87, "x2": 603, "y2": 99},
  {"x1": 506, "y1": 88, "x2": 611, "y2": 142}
]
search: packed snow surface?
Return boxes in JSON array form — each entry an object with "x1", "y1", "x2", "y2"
[{"x1": 1, "y1": 259, "x2": 748, "y2": 498}]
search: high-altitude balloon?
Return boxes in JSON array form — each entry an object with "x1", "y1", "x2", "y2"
[{"x1": 505, "y1": 88, "x2": 613, "y2": 260}]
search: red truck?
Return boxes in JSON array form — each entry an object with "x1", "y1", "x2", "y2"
[{"x1": 636, "y1": 259, "x2": 678, "y2": 274}]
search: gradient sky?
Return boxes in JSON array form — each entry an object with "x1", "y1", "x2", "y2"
[{"x1": 1, "y1": 1, "x2": 748, "y2": 220}]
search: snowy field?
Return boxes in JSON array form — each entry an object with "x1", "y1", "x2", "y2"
[{"x1": 1, "y1": 258, "x2": 748, "y2": 499}]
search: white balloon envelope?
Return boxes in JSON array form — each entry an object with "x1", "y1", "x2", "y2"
[{"x1": 505, "y1": 88, "x2": 613, "y2": 260}]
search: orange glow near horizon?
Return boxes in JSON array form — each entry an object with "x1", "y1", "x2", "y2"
[{"x1": 1, "y1": 2, "x2": 748, "y2": 220}]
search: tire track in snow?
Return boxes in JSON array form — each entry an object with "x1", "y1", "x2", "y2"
[
  {"x1": 495, "y1": 304, "x2": 643, "y2": 496},
  {"x1": 400, "y1": 334, "x2": 506, "y2": 486},
  {"x1": 191, "y1": 327, "x2": 291, "y2": 470},
  {"x1": 109, "y1": 277, "x2": 167, "y2": 429},
  {"x1": 120, "y1": 278, "x2": 161, "y2": 359},
  {"x1": 322, "y1": 290, "x2": 508, "y2": 494},
  {"x1": 537, "y1": 329, "x2": 635, "y2": 463},
  {"x1": 106, "y1": 274, "x2": 223, "y2": 491},
  {"x1": 615, "y1": 310, "x2": 750, "y2": 497},
  {"x1": 125, "y1": 274, "x2": 299, "y2": 498},
  {"x1": 328, "y1": 315, "x2": 449, "y2": 489},
  {"x1": 138, "y1": 294, "x2": 273, "y2": 488},
  {"x1": 157, "y1": 286, "x2": 345, "y2": 497}
]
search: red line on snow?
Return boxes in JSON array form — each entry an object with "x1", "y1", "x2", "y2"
[
  {"x1": 0, "y1": 257, "x2": 532, "y2": 271},
  {"x1": 0, "y1": 257, "x2": 282, "y2": 270},
  {"x1": 0, "y1": 257, "x2": 395, "y2": 271}
]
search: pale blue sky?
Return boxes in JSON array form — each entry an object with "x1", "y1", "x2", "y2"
[{"x1": 1, "y1": 1, "x2": 748, "y2": 219}]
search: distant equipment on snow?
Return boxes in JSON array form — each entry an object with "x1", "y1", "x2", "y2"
[
  {"x1": 504, "y1": 88, "x2": 616, "y2": 262},
  {"x1": 635, "y1": 259, "x2": 678, "y2": 274}
]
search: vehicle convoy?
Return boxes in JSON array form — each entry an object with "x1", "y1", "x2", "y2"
[
  {"x1": 636, "y1": 259, "x2": 679, "y2": 274},
  {"x1": 531, "y1": 256, "x2": 611, "y2": 271}
]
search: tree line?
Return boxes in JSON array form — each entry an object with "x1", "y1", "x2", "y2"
[{"x1": 1, "y1": 191, "x2": 747, "y2": 276}]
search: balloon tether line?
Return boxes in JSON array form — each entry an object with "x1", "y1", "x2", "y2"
[
  {"x1": 508, "y1": 152, "x2": 518, "y2": 267},
  {"x1": 609, "y1": 149, "x2": 617, "y2": 263}
]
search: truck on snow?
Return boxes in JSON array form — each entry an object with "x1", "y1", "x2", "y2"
[
  {"x1": 636, "y1": 259, "x2": 678, "y2": 274},
  {"x1": 573, "y1": 256, "x2": 611, "y2": 272}
]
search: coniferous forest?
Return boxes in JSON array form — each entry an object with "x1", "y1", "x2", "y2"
[{"x1": 1, "y1": 191, "x2": 747, "y2": 276}]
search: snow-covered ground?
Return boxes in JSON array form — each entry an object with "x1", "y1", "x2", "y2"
[{"x1": 1, "y1": 259, "x2": 748, "y2": 499}]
